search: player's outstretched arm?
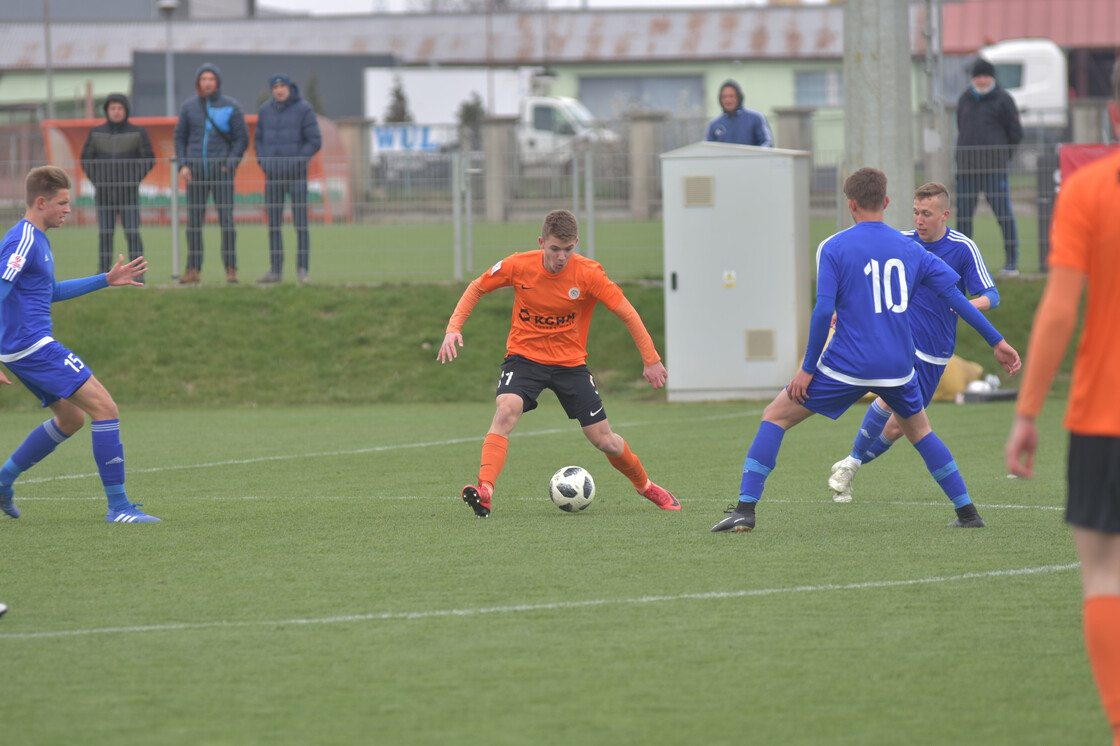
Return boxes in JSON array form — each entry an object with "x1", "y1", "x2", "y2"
[
  {"x1": 0, "y1": 369, "x2": 11, "y2": 386},
  {"x1": 642, "y1": 361, "x2": 667, "y2": 389},
  {"x1": 106, "y1": 255, "x2": 147, "y2": 287},
  {"x1": 437, "y1": 332, "x2": 464, "y2": 364},
  {"x1": 992, "y1": 339, "x2": 1022, "y2": 376}
]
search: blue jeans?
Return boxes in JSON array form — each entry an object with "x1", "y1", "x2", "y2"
[{"x1": 955, "y1": 171, "x2": 1019, "y2": 268}]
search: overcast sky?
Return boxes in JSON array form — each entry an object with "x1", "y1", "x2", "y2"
[{"x1": 258, "y1": 0, "x2": 784, "y2": 15}]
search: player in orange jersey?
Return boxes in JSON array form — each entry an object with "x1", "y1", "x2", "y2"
[
  {"x1": 1005, "y1": 61, "x2": 1120, "y2": 746},
  {"x1": 437, "y1": 209, "x2": 679, "y2": 518}
]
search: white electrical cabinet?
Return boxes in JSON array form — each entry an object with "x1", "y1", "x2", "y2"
[{"x1": 660, "y1": 142, "x2": 812, "y2": 401}]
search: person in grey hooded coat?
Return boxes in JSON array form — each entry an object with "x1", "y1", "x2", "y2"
[{"x1": 174, "y1": 63, "x2": 248, "y2": 284}]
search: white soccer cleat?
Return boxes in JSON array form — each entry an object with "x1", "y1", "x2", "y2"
[{"x1": 828, "y1": 458, "x2": 860, "y2": 503}]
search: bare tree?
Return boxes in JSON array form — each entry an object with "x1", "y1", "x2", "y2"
[{"x1": 384, "y1": 77, "x2": 413, "y2": 123}]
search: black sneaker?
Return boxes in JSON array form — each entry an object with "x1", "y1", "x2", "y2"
[
  {"x1": 949, "y1": 504, "x2": 985, "y2": 528},
  {"x1": 711, "y1": 502, "x2": 756, "y2": 532}
]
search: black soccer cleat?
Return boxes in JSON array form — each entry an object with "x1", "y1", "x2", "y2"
[
  {"x1": 711, "y1": 502, "x2": 756, "y2": 533},
  {"x1": 949, "y1": 503, "x2": 985, "y2": 528},
  {"x1": 461, "y1": 484, "x2": 491, "y2": 519}
]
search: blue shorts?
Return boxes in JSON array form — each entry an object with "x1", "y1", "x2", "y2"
[
  {"x1": 804, "y1": 370, "x2": 925, "y2": 421},
  {"x1": 3, "y1": 340, "x2": 93, "y2": 408},
  {"x1": 914, "y1": 358, "x2": 947, "y2": 408}
]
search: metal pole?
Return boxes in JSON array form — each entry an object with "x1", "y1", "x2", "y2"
[
  {"x1": 466, "y1": 165, "x2": 482, "y2": 274},
  {"x1": 583, "y1": 149, "x2": 594, "y2": 261},
  {"x1": 43, "y1": 0, "x2": 55, "y2": 120},
  {"x1": 452, "y1": 152, "x2": 463, "y2": 282},
  {"x1": 164, "y1": 12, "x2": 176, "y2": 117},
  {"x1": 571, "y1": 150, "x2": 579, "y2": 220},
  {"x1": 170, "y1": 157, "x2": 180, "y2": 280}
]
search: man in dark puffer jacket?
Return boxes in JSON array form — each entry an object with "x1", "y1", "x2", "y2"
[
  {"x1": 174, "y1": 63, "x2": 248, "y2": 284},
  {"x1": 254, "y1": 73, "x2": 322, "y2": 285},
  {"x1": 80, "y1": 94, "x2": 154, "y2": 277}
]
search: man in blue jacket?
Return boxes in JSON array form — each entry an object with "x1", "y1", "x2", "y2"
[
  {"x1": 255, "y1": 73, "x2": 322, "y2": 285},
  {"x1": 705, "y1": 79, "x2": 773, "y2": 147},
  {"x1": 174, "y1": 63, "x2": 248, "y2": 284}
]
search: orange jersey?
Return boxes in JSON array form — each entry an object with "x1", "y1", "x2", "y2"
[
  {"x1": 476, "y1": 250, "x2": 625, "y2": 367},
  {"x1": 1048, "y1": 150, "x2": 1120, "y2": 436}
]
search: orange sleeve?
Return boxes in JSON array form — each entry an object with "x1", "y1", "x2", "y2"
[
  {"x1": 611, "y1": 297, "x2": 660, "y2": 366},
  {"x1": 1015, "y1": 265, "x2": 1085, "y2": 419},
  {"x1": 446, "y1": 279, "x2": 487, "y2": 334}
]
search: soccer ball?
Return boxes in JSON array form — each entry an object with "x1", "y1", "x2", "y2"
[{"x1": 548, "y1": 466, "x2": 596, "y2": 512}]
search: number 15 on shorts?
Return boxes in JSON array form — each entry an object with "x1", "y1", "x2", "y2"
[{"x1": 65, "y1": 353, "x2": 85, "y2": 373}]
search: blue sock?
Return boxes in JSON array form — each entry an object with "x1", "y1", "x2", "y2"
[
  {"x1": 913, "y1": 432, "x2": 971, "y2": 508},
  {"x1": 1, "y1": 419, "x2": 70, "y2": 486},
  {"x1": 739, "y1": 421, "x2": 785, "y2": 504},
  {"x1": 91, "y1": 419, "x2": 129, "y2": 511},
  {"x1": 863, "y1": 434, "x2": 897, "y2": 464},
  {"x1": 850, "y1": 401, "x2": 891, "y2": 461}
]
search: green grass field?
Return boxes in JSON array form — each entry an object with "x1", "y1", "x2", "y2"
[
  {"x1": 0, "y1": 399, "x2": 1098, "y2": 745},
  {"x1": 0, "y1": 212, "x2": 1099, "y2": 744}
]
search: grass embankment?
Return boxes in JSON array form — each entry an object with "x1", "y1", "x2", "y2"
[{"x1": 6, "y1": 272, "x2": 1060, "y2": 413}]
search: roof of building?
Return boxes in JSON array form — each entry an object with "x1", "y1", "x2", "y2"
[
  {"x1": 1, "y1": 6, "x2": 858, "y2": 71},
  {"x1": 941, "y1": 0, "x2": 1120, "y2": 54},
  {"x1": 5, "y1": 2, "x2": 1119, "y2": 74}
]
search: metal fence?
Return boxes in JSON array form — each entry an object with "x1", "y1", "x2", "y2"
[{"x1": 1, "y1": 103, "x2": 1115, "y2": 282}]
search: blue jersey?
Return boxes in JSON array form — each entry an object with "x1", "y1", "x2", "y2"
[
  {"x1": 815, "y1": 221, "x2": 961, "y2": 385},
  {"x1": 0, "y1": 220, "x2": 57, "y2": 357},
  {"x1": 902, "y1": 228, "x2": 994, "y2": 362}
]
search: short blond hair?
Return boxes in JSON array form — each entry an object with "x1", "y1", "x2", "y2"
[
  {"x1": 541, "y1": 210, "x2": 579, "y2": 242},
  {"x1": 913, "y1": 182, "x2": 950, "y2": 210},
  {"x1": 26, "y1": 165, "x2": 71, "y2": 207}
]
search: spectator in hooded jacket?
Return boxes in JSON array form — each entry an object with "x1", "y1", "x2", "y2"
[
  {"x1": 955, "y1": 57, "x2": 1024, "y2": 276},
  {"x1": 254, "y1": 73, "x2": 322, "y2": 285},
  {"x1": 705, "y1": 80, "x2": 773, "y2": 147},
  {"x1": 80, "y1": 93, "x2": 154, "y2": 279},
  {"x1": 174, "y1": 63, "x2": 248, "y2": 284}
]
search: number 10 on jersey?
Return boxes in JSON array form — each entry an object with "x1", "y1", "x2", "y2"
[{"x1": 865, "y1": 259, "x2": 909, "y2": 314}]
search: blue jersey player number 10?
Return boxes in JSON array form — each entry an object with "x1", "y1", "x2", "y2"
[{"x1": 865, "y1": 258, "x2": 909, "y2": 314}]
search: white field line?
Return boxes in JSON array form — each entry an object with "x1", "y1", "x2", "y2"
[
  {"x1": 0, "y1": 563, "x2": 1079, "y2": 641},
  {"x1": 15, "y1": 409, "x2": 765, "y2": 487}
]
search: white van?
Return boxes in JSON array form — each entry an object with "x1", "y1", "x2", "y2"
[{"x1": 979, "y1": 38, "x2": 1068, "y2": 129}]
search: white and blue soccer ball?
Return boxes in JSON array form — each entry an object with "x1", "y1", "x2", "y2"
[{"x1": 548, "y1": 466, "x2": 596, "y2": 512}]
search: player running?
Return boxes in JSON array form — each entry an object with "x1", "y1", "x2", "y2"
[
  {"x1": 827, "y1": 182, "x2": 1001, "y2": 502},
  {"x1": 0, "y1": 166, "x2": 155, "y2": 523},
  {"x1": 437, "y1": 209, "x2": 679, "y2": 518},
  {"x1": 712, "y1": 168, "x2": 1020, "y2": 534}
]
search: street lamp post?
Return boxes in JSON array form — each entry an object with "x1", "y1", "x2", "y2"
[
  {"x1": 157, "y1": 0, "x2": 181, "y2": 280},
  {"x1": 158, "y1": 0, "x2": 179, "y2": 117}
]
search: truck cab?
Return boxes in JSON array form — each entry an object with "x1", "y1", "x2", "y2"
[
  {"x1": 516, "y1": 96, "x2": 619, "y2": 167},
  {"x1": 980, "y1": 38, "x2": 1068, "y2": 130}
]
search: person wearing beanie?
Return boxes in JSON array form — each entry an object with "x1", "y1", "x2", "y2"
[
  {"x1": 173, "y1": 63, "x2": 249, "y2": 284},
  {"x1": 705, "y1": 79, "x2": 773, "y2": 147},
  {"x1": 254, "y1": 72, "x2": 322, "y2": 285},
  {"x1": 955, "y1": 56, "x2": 1024, "y2": 275},
  {"x1": 79, "y1": 93, "x2": 154, "y2": 278}
]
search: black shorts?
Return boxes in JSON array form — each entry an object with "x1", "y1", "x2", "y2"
[
  {"x1": 1066, "y1": 433, "x2": 1120, "y2": 533},
  {"x1": 497, "y1": 355, "x2": 606, "y2": 427}
]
